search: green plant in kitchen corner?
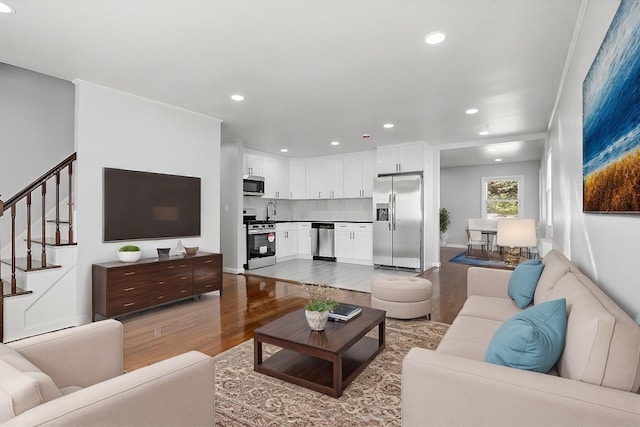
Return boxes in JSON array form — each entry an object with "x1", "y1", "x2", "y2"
[
  {"x1": 439, "y1": 208, "x2": 451, "y2": 234},
  {"x1": 119, "y1": 245, "x2": 141, "y2": 252},
  {"x1": 302, "y1": 283, "x2": 340, "y2": 312}
]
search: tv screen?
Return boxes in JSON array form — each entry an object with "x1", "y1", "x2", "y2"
[{"x1": 103, "y1": 168, "x2": 201, "y2": 242}]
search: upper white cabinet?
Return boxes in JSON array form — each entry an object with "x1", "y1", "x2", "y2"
[
  {"x1": 243, "y1": 152, "x2": 263, "y2": 176},
  {"x1": 321, "y1": 158, "x2": 344, "y2": 198},
  {"x1": 344, "y1": 151, "x2": 375, "y2": 198},
  {"x1": 376, "y1": 142, "x2": 424, "y2": 174},
  {"x1": 263, "y1": 155, "x2": 289, "y2": 199},
  {"x1": 305, "y1": 159, "x2": 323, "y2": 199},
  {"x1": 289, "y1": 160, "x2": 306, "y2": 199}
]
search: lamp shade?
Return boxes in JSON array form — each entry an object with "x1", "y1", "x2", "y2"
[{"x1": 496, "y1": 218, "x2": 537, "y2": 247}]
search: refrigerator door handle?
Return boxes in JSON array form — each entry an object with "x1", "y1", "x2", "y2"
[
  {"x1": 388, "y1": 193, "x2": 392, "y2": 231},
  {"x1": 392, "y1": 193, "x2": 397, "y2": 231}
]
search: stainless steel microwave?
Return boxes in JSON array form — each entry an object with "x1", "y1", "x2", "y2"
[{"x1": 243, "y1": 175, "x2": 265, "y2": 196}]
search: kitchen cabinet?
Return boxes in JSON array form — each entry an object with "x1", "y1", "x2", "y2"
[
  {"x1": 334, "y1": 223, "x2": 372, "y2": 265},
  {"x1": 243, "y1": 152, "x2": 263, "y2": 176},
  {"x1": 376, "y1": 142, "x2": 424, "y2": 174},
  {"x1": 321, "y1": 158, "x2": 344, "y2": 198},
  {"x1": 297, "y1": 222, "x2": 312, "y2": 258},
  {"x1": 289, "y1": 159, "x2": 306, "y2": 199},
  {"x1": 263, "y1": 154, "x2": 289, "y2": 199},
  {"x1": 344, "y1": 151, "x2": 376, "y2": 198},
  {"x1": 305, "y1": 159, "x2": 323, "y2": 199},
  {"x1": 276, "y1": 223, "x2": 298, "y2": 262}
]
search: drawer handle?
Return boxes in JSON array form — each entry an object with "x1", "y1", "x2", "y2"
[
  {"x1": 168, "y1": 266, "x2": 175, "y2": 269},
  {"x1": 157, "y1": 296, "x2": 164, "y2": 299},
  {"x1": 204, "y1": 284, "x2": 213, "y2": 288},
  {"x1": 123, "y1": 303, "x2": 135, "y2": 307},
  {"x1": 180, "y1": 290, "x2": 187, "y2": 293},
  {"x1": 204, "y1": 260, "x2": 213, "y2": 264},
  {"x1": 158, "y1": 281, "x2": 165, "y2": 285},
  {"x1": 124, "y1": 287, "x2": 136, "y2": 292},
  {"x1": 180, "y1": 264, "x2": 187, "y2": 267},
  {"x1": 180, "y1": 276, "x2": 188, "y2": 280},
  {"x1": 124, "y1": 272, "x2": 136, "y2": 276}
]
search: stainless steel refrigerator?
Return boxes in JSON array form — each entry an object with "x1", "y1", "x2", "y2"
[{"x1": 373, "y1": 174, "x2": 423, "y2": 271}]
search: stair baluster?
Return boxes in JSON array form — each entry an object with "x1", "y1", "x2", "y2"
[
  {"x1": 55, "y1": 172, "x2": 61, "y2": 245},
  {"x1": 27, "y1": 194, "x2": 32, "y2": 270},
  {"x1": 10, "y1": 205, "x2": 17, "y2": 293},
  {"x1": 68, "y1": 162, "x2": 74, "y2": 243},
  {"x1": 41, "y1": 182, "x2": 47, "y2": 267}
]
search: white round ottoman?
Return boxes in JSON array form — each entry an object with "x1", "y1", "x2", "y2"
[{"x1": 371, "y1": 277, "x2": 433, "y2": 319}]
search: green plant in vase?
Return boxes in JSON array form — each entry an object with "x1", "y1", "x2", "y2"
[
  {"x1": 439, "y1": 207, "x2": 451, "y2": 247},
  {"x1": 118, "y1": 244, "x2": 141, "y2": 262},
  {"x1": 302, "y1": 283, "x2": 339, "y2": 331}
]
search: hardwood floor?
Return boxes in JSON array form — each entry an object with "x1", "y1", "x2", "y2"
[{"x1": 121, "y1": 247, "x2": 471, "y2": 371}]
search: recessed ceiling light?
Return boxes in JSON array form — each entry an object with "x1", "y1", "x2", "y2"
[
  {"x1": 383, "y1": 123, "x2": 394, "y2": 129},
  {"x1": 230, "y1": 94, "x2": 245, "y2": 102},
  {"x1": 0, "y1": 2, "x2": 14, "y2": 13},
  {"x1": 479, "y1": 130, "x2": 490, "y2": 136},
  {"x1": 331, "y1": 141, "x2": 340, "y2": 146},
  {"x1": 488, "y1": 148, "x2": 498, "y2": 152},
  {"x1": 280, "y1": 148, "x2": 288, "y2": 153},
  {"x1": 495, "y1": 158, "x2": 503, "y2": 162},
  {"x1": 465, "y1": 108, "x2": 479, "y2": 115},
  {"x1": 425, "y1": 31, "x2": 446, "y2": 45}
]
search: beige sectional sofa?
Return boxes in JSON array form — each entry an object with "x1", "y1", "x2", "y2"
[
  {"x1": 0, "y1": 319, "x2": 215, "y2": 426},
  {"x1": 402, "y1": 249, "x2": 640, "y2": 426}
]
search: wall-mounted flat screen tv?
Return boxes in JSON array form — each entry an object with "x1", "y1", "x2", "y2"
[{"x1": 103, "y1": 168, "x2": 201, "y2": 242}]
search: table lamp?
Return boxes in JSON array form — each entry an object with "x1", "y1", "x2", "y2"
[{"x1": 496, "y1": 218, "x2": 537, "y2": 268}]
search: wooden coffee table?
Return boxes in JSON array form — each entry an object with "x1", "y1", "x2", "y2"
[{"x1": 254, "y1": 306, "x2": 385, "y2": 397}]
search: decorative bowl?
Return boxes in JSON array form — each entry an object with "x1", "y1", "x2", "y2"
[
  {"x1": 185, "y1": 246, "x2": 198, "y2": 256},
  {"x1": 118, "y1": 251, "x2": 141, "y2": 263}
]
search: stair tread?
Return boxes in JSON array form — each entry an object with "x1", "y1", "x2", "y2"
[
  {"x1": 1, "y1": 280, "x2": 32, "y2": 297},
  {"x1": 29, "y1": 237, "x2": 77, "y2": 247},
  {"x1": 0, "y1": 258, "x2": 61, "y2": 272}
]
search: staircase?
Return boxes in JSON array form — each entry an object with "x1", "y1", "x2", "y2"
[{"x1": 0, "y1": 153, "x2": 77, "y2": 342}]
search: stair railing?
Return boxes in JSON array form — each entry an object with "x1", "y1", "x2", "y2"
[{"x1": 0, "y1": 152, "x2": 76, "y2": 293}]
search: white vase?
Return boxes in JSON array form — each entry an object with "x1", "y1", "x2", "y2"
[
  {"x1": 305, "y1": 310, "x2": 329, "y2": 331},
  {"x1": 118, "y1": 251, "x2": 141, "y2": 263}
]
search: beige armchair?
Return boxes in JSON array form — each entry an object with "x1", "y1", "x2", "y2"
[{"x1": 0, "y1": 319, "x2": 215, "y2": 426}]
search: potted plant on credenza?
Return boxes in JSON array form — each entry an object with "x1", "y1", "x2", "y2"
[{"x1": 118, "y1": 245, "x2": 141, "y2": 262}]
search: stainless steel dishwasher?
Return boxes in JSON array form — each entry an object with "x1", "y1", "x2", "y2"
[{"x1": 311, "y1": 223, "x2": 335, "y2": 261}]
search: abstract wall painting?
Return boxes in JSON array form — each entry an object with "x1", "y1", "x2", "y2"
[{"x1": 583, "y1": 0, "x2": 640, "y2": 212}]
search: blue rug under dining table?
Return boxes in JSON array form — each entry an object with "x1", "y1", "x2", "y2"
[{"x1": 449, "y1": 252, "x2": 507, "y2": 268}]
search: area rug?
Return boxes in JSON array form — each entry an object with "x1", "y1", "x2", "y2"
[
  {"x1": 214, "y1": 318, "x2": 449, "y2": 426},
  {"x1": 449, "y1": 251, "x2": 507, "y2": 268}
]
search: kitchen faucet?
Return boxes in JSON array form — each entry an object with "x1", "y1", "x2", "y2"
[{"x1": 266, "y1": 201, "x2": 276, "y2": 221}]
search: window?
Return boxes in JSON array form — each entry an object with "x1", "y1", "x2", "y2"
[{"x1": 482, "y1": 176, "x2": 524, "y2": 219}]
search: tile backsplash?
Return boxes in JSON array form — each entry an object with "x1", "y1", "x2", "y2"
[{"x1": 243, "y1": 196, "x2": 373, "y2": 222}]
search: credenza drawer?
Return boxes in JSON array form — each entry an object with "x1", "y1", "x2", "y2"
[{"x1": 108, "y1": 290, "x2": 149, "y2": 316}]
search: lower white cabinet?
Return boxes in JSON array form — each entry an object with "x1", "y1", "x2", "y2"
[
  {"x1": 334, "y1": 222, "x2": 372, "y2": 265},
  {"x1": 297, "y1": 222, "x2": 312, "y2": 258},
  {"x1": 276, "y1": 223, "x2": 298, "y2": 262}
]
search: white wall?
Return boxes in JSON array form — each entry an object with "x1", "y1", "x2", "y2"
[
  {"x1": 74, "y1": 81, "x2": 221, "y2": 324},
  {"x1": 548, "y1": 0, "x2": 640, "y2": 323},
  {"x1": 220, "y1": 140, "x2": 244, "y2": 273},
  {"x1": 440, "y1": 160, "x2": 541, "y2": 247}
]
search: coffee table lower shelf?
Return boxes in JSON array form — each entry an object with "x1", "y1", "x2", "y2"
[{"x1": 255, "y1": 335, "x2": 382, "y2": 398}]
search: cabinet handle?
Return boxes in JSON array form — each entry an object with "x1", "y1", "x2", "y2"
[
  {"x1": 318, "y1": 191, "x2": 321, "y2": 198},
  {"x1": 168, "y1": 266, "x2": 175, "y2": 269},
  {"x1": 124, "y1": 272, "x2": 136, "y2": 276},
  {"x1": 181, "y1": 276, "x2": 188, "y2": 280},
  {"x1": 205, "y1": 260, "x2": 213, "y2": 264},
  {"x1": 124, "y1": 287, "x2": 136, "y2": 291},
  {"x1": 157, "y1": 296, "x2": 164, "y2": 300},
  {"x1": 158, "y1": 281, "x2": 165, "y2": 285},
  {"x1": 204, "y1": 284, "x2": 213, "y2": 288},
  {"x1": 124, "y1": 302, "x2": 135, "y2": 307},
  {"x1": 181, "y1": 290, "x2": 187, "y2": 293}
]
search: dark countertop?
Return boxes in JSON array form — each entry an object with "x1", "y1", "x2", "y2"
[{"x1": 272, "y1": 220, "x2": 372, "y2": 224}]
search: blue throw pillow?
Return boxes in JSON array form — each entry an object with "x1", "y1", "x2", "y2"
[
  {"x1": 521, "y1": 259, "x2": 542, "y2": 266},
  {"x1": 508, "y1": 261, "x2": 545, "y2": 308},
  {"x1": 485, "y1": 298, "x2": 567, "y2": 373}
]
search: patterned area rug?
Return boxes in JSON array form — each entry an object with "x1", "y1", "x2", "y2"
[
  {"x1": 214, "y1": 318, "x2": 449, "y2": 426},
  {"x1": 449, "y1": 251, "x2": 507, "y2": 268}
]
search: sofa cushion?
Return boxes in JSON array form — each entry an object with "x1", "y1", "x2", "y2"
[
  {"x1": 533, "y1": 251, "x2": 570, "y2": 305},
  {"x1": 0, "y1": 343, "x2": 62, "y2": 422},
  {"x1": 508, "y1": 261, "x2": 544, "y2": 308},
  {"x1": 437, "y1": 315, "x2": 503, "y2": 361},
  {"x1": 485, "y1": 298, "x2": 567, "y2": 373},
  {"x1": 457, "y1": 295, "x2": 521, "y2": 323},
  {"x1": 547, "y1": 273, "x2": 621, "y2": 388}
]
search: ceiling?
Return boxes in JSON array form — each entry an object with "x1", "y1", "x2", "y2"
[{"x1": 0, "y1": 0, "x2": 581, "y2": 160}]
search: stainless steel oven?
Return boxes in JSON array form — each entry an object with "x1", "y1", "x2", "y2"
[{"x1": 246, "y1": 221, "x2": 276, "y2": 269}]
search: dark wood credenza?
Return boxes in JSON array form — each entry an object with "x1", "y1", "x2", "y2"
[{"x1": 92, "y1": 252, "x2": 222, "y2": 319}]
